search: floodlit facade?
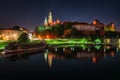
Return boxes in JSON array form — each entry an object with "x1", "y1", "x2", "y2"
[
  {"x1": 72, "y1": 22, "x2": 96, "y2": 35},
  {"x1": 0, "y1": 30, "x2": 23, "y2": 40}
]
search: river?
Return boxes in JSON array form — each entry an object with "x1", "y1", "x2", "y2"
[{"x1": 0, "y1": 45, "x2": 120, "y2": 80}]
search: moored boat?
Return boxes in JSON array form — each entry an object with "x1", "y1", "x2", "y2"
[{"x1": 2, "y1": 40, "x2": 47, "y2": 57}]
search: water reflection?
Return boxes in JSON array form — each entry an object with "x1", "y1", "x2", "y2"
[
  {"x1": 45, "y1": 45, "x2": 120, "y2": 67},
  {"x1": 1, "y1": 44, "x2": 120, "y2": 68}
]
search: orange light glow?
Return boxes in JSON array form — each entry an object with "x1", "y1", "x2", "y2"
[
  {"x1": 56, "y1": 19, "x2": 60, "y2": 24},
  {"x1": 92, "y1": 56, "x2": 96, "y2": 63},
  {"x1": 93, "y1": 21, "x2": 97, "y2": 25},
  {"x1": 38, "y1": 35, "x2": 42, "y2": 39},
  {"x1": 111, "y1": 51, "x2": 115, "y2": 58},
  {"x1": 47, "y1": 35, "x2": 50, "y2": 39},
  {"x1": 48, "y1": 54, "x2": 53, "y2": 68}
]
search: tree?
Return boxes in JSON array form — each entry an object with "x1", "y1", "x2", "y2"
[
  {"x1": 51, "y1": 25, "x2": 64, "y2": 37},
  {"x1": 70, "y1": 27, "x2": 80, "y2": 37},
  {"x1": 35, "y1": 26, "x2": 46, "y2": 34},
  {"x1": 62, "y1": 22, "x2": 72, "y2": 30},
  {"x1": 13, "y1": 26, "x2": 21, "y2": 30},
  {"x1": 17, "y1": 33, "x2": 30, "y2": 43}
]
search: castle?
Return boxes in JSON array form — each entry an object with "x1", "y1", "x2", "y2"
[{"x1": 44, "y1": 11, "x2": 61, "y2": 26}]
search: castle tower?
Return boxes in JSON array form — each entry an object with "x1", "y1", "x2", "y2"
[
  {"x1": 48, "y1": 11, "x2": 53, "y2": 24},
  {"x1": 44, "y1": 17, "x2": 48, "y2": 26}
]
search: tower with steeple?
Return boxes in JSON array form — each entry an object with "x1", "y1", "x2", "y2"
[
  {"x1": 44, "y1": 17, "x2": 48, "y2": 26},
  {"x1": 44, "y1": 11, "x2": 61, "y2": 26},
  {"x1": 48, "y1": 11, "x2": 53, "y2": 24}
]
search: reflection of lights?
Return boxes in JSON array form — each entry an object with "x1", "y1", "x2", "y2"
[
  {"x1": 95, "y1": 39, "x2": 101, "y2": 44},
  {"x1": 48, "y1": 54, "x2": 53, "y2": 68},
  {"x1": 71, "y1": 47, "x2": 74, "y2": 51},
  {"x1": 111, "y1": 52, "x2": 115, "y2": 58},
  {"x1": 104, "y1": 48, "x2": 106, "y2": 52},
  {"x1": 106, "y1": 46, "x2": 110, "y2": 49},
  {"x1": 55, "y1": 48, "x2": 57, "y2": 52},
  {"x1": 119, "y1": 45, "x2": 120, "y2": 49},
  {"x1": 44, "y1": 52, "x2": 48, "y2": 62},
  {"x1": 63, "y1": 48, "x2": 65, "y2": 51},
  {"x1": 95, "y1": 45, "x2": 101, "y2": 50},
  {"x1": 92, "y1": 56, "x2": 96, "y2": 63},
  {"x1": 119, "y1": 39, "x2": 120, "y2": 44},
  {"x1": 116, "y1": 48, "x2": 119, "y2": 52},
  {"x1": 44, "y1": 50, "x2": 49, "y2": 62},
  {"x1": 104, "y1": 53, "x2": 107, "y2": 58},
  {"x1": 106, "y1": 39, "x2": 110, "y2": 43},
  {"x1": 83, "y1": 47, "x2": 85, "y2": 50},
  {"x1": 72, "y1": 48, "x2": 74, "y2": 51},
  {"x1": 81, "y1": 44, "x2": 86, "y2": 50},
  {"x1": 88, "y1": 48, "x2": 90, "y2": 52},
  {"x1": 46, "y1": 49, "x2": 48, "y2": 53}
]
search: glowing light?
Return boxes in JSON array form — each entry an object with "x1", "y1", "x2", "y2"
[
  {"x1": 119, "y1": 45, "x2": 120, "y2": 49},
  {"x1": 119, "y1": 39, "x2": 120, "y2": 44},
  {"x1": 28, "y1": 33, "x2": 33, "y2": 40},
  {"x1": 106, "y1": 46, "x2": 110, "y2": 49},
  {"x1": 63, "y1": 48, "x2": 65, "y2": 51},
  {"x1": 88, "y1": 48, "x2": 90, "y2": 52},
  {"x1": 47, "y1": 35, "x2": 50, "y2": 39},
  {"x1": 72, "y1": 48, "x2": 74, "y2": 51},
  {"x1": 80, "y1": 44, "x2": 86, "y2": 50},
  {"x1": 38, "y1": 36, "x2": 42, "y2": 39},
  {"x1": 95, "y1": 45, "x2": 101, "y2": 50},
  {"x1": 92, "y1": 56, "x2": 96, "y2": 63},
  {"x1": 56, "y1": 19, "x2": 60, "y2": 24},
  {"x1": 116, "y1": 48, "x2": 119, "y2": 52},
  {"x1": 104, "y1": 48, "x2": 106, "y2": 52},
  {"x1": 55, "y1": 48, "x2": 58, "y2": 52},
  {"x1": 3, "y1": 36, "x2": 9, "y2": 41},
  {"x1": 106, "y1": 39, "x2": 110, "y2": 43},
  {"x1": 48, "y1": 54, "x2": 53, "y2": 68},
  {"x1": 95, "y1": 39, "x2": 101, "y2": 44},
  {"x1": 93, "y1": 20, "x2": 97, "y2": 25},
  {"x1": 80, "y1": 38, "x2": 88, "y2": 44},
  {"x1": 2, "y1": 51, "x2": 5, "y2": 55},
  {"x1": 104, "y1": 53, "x2": 107, "y2": 58},
  {"x1": 2, "y1": 34, "x2": 5, "y2": 36},
  {"x1": 111, "y1": 51, "x2": 115, "y2": 58},
  {"x1": 44, "y1": 52, "x2": 48, "y2": 62}
]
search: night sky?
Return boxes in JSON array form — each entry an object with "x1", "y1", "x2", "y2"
[{"x1": 0, "y1": 0, "x2": 120, "y2": 31}]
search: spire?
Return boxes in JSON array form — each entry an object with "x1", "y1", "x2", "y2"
[
  {"x1": 44, "y1": 17, "x2": 48, "y2": 26},
  {"x1": 48, "y1": 11, "x2": 53, "y2": 24}
]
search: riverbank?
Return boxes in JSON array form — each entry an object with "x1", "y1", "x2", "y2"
[{"x1": 0, "y1": 38, "x2": 120, "y2": 50}]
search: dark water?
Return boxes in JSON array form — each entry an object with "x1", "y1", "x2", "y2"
[{"x1": 0, "y1": 45, "x2": 120, "y2": 80}]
